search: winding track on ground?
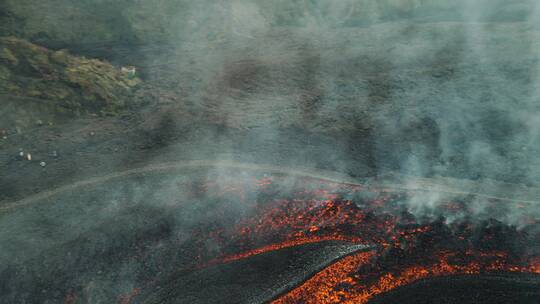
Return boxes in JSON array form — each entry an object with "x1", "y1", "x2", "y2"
[{"x1": 1, "y1": 160, "x2": 539, "y2": 213}]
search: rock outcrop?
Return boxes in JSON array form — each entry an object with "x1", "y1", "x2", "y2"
[{"x1": 0, "y1": 37, "x2": 141, "y2": 130}]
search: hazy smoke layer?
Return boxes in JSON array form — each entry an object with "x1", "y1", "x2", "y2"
[
  {"x1": 1, "y1": 3, "x2": 540, "y2": 302},
  {"x1": 161, "y1": 0, "x2": 540, "y2": 185}
]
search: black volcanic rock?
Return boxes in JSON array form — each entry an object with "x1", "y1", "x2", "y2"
[{"x1": 368, "y1": 274, "x2": 540, "y2": 304}]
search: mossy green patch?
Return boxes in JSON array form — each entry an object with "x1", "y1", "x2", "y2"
[{"x1": 0, "y1": 47, "x2": 18, "y2": 65}]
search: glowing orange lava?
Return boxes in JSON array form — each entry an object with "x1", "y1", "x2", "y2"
[
  {"x1": 208, "y1": 235, "x2": 360, "y2": 266},
  {"x1": 272, "y1": 250, "x2": 540, "y2": 304},
  {"x1": 273, "y1": 251, "x2": 376, "y2": 304},
  {"x1": 189, "y1": 175, "x2": 540, "y2": 304}
]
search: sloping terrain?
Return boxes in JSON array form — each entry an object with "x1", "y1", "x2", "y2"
[
  {"x1": 0, "y1": 37, "x2": 142, "y2": 130},
  {"x1": 1, "y1": 2, "x2": 540, "y2": 304}
]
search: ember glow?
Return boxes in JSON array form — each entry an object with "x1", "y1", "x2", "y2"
[
  {"x1": 273, "y1": 250, "x2": 540, "y2": 304},
  {"x1": 207, "y1": 234, "x2": 358, "y2": 265},
  {"x1": 273, "y1": 251, "x2": 376, "y2": 304},
  {"x1": 192, "y1": 174, "x2": 540, "y2": 303}
]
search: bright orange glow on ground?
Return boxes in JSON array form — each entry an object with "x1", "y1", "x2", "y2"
[
  {"x1": 272, "y1": 251, "x2": 540, "y2": 304},
  {"x1": 208, "y1": 235, "x2": 360, "y2": 265},
  {"x1": 192, "y1": 175, "x2": 540, "y2": 304},
  {"x1": 273, "y1": 251, "x2": 376, "y2": 304}
]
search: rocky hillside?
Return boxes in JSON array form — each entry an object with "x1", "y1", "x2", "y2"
[{"x1": 0, "y1": 37, "x2": 141, "y2": 130}]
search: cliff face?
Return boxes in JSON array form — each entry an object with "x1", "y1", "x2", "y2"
[{"x1": 0, "y1": 37, "x2": 141, "y2": 129}]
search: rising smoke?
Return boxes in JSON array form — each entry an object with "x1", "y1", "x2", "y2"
[
  {"x1": 166, "y1": 1, "x2": 540, "y2": 220},
  {"x1": 1, "y1": 1, "x2": 540, "y2": 302},
  {"x1": 159, "y1": 0, "x2": 540, "y2": 184}
]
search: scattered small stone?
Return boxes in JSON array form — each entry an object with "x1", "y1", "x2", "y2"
[
  {"x1": 2, "y1": 136, "x2": 7, "y2": 140},
  {"x1": 36, "y1": 119, "x2": 44, "y2": 126},
  {"x1": 90, "y1": 131, "x2": 95, "y2": 136},
  {"x1": 52, "y1": 150, "x2": 58, "y2": 158},
  {"x1": 26, "y1": 153, "x2": 32, "y2": 161},
  {"x1": 19, "y1": 151, "x2": 24, "y2": 157},
  {"x1": 40, "y1": 161, "x2": 46, "y2": 167}
]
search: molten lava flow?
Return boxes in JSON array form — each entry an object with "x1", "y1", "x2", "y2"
[
  {"x1": 205, "y1": 199, "x2": 395, "y2": 264},
  {"x1": 272, "y1": 250, "x2": 540, "y2": 304},
  {"x1": 207, "y1": 235, "x2": 359, "y2": 265},
  {"x1": 349, "y1": 252, "x2": 540, "y2": 304},
  {"x1": 273, "y1": 251, "x2": 376, "y2": 304},
  {"x1": 186, "y1": 174, "x2": 540, "y2": 303}
]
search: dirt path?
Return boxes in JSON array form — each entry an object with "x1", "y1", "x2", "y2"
[{"x1": 2, "y1": 160, "x2": 538, "y2": 213}]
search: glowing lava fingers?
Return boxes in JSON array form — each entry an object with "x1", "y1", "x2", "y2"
[
  {"x1": 272, "y1": 250, "x2": 540, "y2": 304},
  {"x1": 273, "y1": 251, "x2": 376, "y2": 304}
]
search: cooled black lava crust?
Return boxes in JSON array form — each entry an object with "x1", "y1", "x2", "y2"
[{"x1": 368, "y1": 273, "x2": 540, "y2": 304}]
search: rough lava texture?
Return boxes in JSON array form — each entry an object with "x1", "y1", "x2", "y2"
[{"x1": 367, "y1": 274, "x2": 540, "y2": 304}]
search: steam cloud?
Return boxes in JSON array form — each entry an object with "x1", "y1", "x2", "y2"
[{"x1": 1, "y1": 1, "x2": 540, "y2": 302}]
